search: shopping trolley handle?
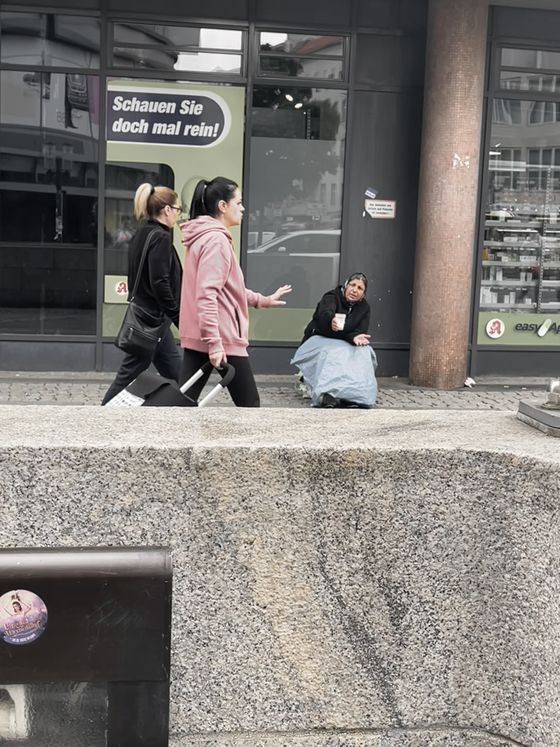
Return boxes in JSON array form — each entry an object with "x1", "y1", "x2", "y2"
[
  {"x1": 180, "y1": 361, "x2": 236, "y2": 396},
  {"x1": 214, "y1": 362, "x2": 235, "y2": 388},
  {"x1": 197, "y1": 361, "x2": 236, "y2": 387},
  {"x1": 194, "y1": 362, "x2": 236, "y2": 408}
]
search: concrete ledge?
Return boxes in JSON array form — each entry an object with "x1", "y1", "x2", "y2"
[
  {"x1": 1, "y1": 408, "x2": 559, "y2": 747},
  {"x1": 517, "y1": 399, "x2": 560, "y2": 437}
]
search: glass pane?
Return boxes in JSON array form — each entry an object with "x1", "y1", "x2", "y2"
[
  {"x1": 113, "y1": 47, "x2": 241, "y2": 74},
  {"x1": 500, "y1": 70, "x2": 560, "y2": 93},
  {"x1": 0, "y1": 683, "x2": 106, "y2": 745},
  {"x1": 174, "y1": 51, "x2": 241, "y2": 74},
  {"x1": 259, "y1": 55, "x2": 343, "y2": 80},
  {"x1": 103, "y1": 163, "x2": 174, "y2": 335},
  {"x1": 480, "y1": 98, "x2": 560, "y2": 325},
  {"x1": 502, "y1": 47, "x2": 560, "y2": 72},
  {"x1": 114, "y1": 23, "x2": 242, "y2": 50},
  {"x1": 104, "y1": 162, "x2": 174, "y2": 276},
  {"x1": 259, "y1": 33, "x2": 344, "y2": 57},
  {"x1": 246, "y1": 86, "x2": 346, "y2": 342},
  {"x1": 0, "y1": 70, "x2": 99, "y2": 335},
  {"x1": 0, "y1": 12, "x2": 100, "y2": 68}
]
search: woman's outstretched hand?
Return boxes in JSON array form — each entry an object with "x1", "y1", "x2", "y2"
[
  {"x1": 353, "y1": 333, "x2": 371, "y2": 346},
  {"x1": 268, "y1": 285, "x2": 292, "y2": 306}
]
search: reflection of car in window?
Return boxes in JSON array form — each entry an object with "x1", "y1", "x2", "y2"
[
  {"x1": 247, "y1": 229, "x2": 340, "y2": 255},
  {"x1": 246, "y1": 230, "x2": 341, "y2": 307}
]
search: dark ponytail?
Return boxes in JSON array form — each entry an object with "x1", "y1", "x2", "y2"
[{"x1": 189, "y1": 176, "x2": 238, "y2": 220}]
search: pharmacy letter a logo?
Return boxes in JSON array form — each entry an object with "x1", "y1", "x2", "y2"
[{"x1": 486, "y1": 318, "x2": 505, "y2": 339}]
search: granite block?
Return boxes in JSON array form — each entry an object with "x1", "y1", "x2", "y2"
[{"x1": 0, "y1": 407, "x2": 558, "y2": 746}]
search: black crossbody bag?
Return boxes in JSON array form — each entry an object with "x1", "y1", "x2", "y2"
[{"x1": 115, "y1": 229, "x2": 168, "y2": 358}]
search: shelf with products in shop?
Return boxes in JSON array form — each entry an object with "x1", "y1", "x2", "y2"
[
  {"x1": 539, "y1": 224, "x2": 560, "y2": 310},
  {"x1": 480, "y1": 303, "x2": 537, "y2": 310},
  {"x1": 480, "y1": 218, "x2": 545, "y2": 311}
]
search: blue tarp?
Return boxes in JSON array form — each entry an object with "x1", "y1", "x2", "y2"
[{"x1": 291, "y1": 336, "x2": 378, "y2": 408}]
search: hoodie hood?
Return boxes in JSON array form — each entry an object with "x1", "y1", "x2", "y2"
[{"x1": 181, "y1": 215, "x2": 232, "y2": 250}]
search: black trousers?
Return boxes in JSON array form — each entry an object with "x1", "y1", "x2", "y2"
[
  {"x1": 180, "y1": 348, "x2": 260, "y2": 407},
  {"x1": 101, "y1": 326, "x2": 181, "y2": 405}
]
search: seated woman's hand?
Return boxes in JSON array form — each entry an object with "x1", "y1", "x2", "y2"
[
  {"x1": 268, "y1": 285, "x2": 292, "y2": 306},
  {"x1": 353, "y1": 333, "x2": 371, "y2": 346}
]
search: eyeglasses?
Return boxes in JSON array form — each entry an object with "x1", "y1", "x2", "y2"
[{"x1": 167, "y1": 205, "x2": 182, "y2": 212}]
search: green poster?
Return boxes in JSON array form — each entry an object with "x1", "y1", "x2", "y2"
[
  {"x1": 103, "y1": 80, "x2": 245, "y2": 336},
  {"x1": 478, "y1": 311, "x2": 560, "y2": 346}
]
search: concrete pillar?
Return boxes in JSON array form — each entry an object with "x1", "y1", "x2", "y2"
[{"x1": 409, "y1": 0, "x2": 489, "y2": 388}]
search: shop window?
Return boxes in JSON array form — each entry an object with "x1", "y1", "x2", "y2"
[
  {"x1": 501, "y1": 47, "x2": 560, "y2": 72},
  {"x1": 257, "y1": 32, "x2": 346, "y2": 82},
  {"x1": 529, "y1": 100, "x2": 560, "y2": 125},
  {"x1": 245, "y1": 85, "x2": 347, "y2": 342},
  {"x1": 0, "y1": 69, "x2": 99, "y2": 336},
  {"x1": 0, "y1": 12, "x2": 100, "y2": 68},
  {"x1": 102, "y1": 162, "x2": 175, "y2": 339},
  {"x1": 110, "y1": 24, "x2": 244, "y2": 75},
  {"x1": 497, "y1": 71, "x2": 549, "y2": 93},
  {"x1": 479, "y1": 96, "x2": 560, "y2": 343},
  {"x1": 103, "y1": 163, "x2": 174, "y2": 276},
  {"x1": 492, "y1": 98, "x2": 522, "y2": 125}
]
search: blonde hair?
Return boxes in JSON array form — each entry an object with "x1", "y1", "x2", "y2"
[{"x1": 133, "y1": 183, "x2": 178, "y2": 221}]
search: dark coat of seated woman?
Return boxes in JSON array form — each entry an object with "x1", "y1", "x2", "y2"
[{"x1": 292, "y1": 273, "x2": 377, "y2": 408}]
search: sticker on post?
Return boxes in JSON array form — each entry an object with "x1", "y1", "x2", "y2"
[
  {"x1": 0, "y1": 590, "x2": 48, "y2": 645},
  {"x1": 364, "y1": 199, "x2": 396, "y2": 219}
]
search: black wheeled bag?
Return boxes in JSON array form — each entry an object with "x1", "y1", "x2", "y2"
[{"x1": 105, "y1": 362, "x2": 235, "y2": 407}]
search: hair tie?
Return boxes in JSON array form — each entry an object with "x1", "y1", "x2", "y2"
[{"x1": 150, "y1": 185, "x2": 155, "y2": 195}]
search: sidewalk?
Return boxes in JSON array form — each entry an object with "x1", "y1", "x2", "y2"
[{"x1": 0, "y1": 370, "x2": 549, "y2": 409}]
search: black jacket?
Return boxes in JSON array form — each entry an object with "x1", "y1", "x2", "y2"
[
  {"x1": 128, "y1": 220, "x2": 182, "y2": 327},
  {"x1": 302, "y1": 286, "x2": 370, "y2": 345}
]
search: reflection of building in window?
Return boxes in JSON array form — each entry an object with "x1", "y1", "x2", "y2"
[
  {"x1": 490, "y1": 148, "x2": 523, "y2": 191},
  {"x1": 259, "y1": 32, "x2": 344, "y2": 81},
  {"x1": 493, "y1": 98, "x2": 522, "y2": 124},
  {"x1": 528, "y1": 148, "x2": 560, "y2": 191},
  {"x1": 0, "y1": 686, "x2": 27, "y2": 740},
  {"x1": 529, "y1": 100, "x2": 560, "y2": 124},
  {"x1": 111, "y1": 23, "x2": 243, "y2": 74},
  {"x1": 500, "y1": 73, "x2": 522, "y2": 90}
]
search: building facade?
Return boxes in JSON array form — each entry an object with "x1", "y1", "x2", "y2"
[{"x1": 0, "y1": 0, "x2": 559, "y2": 385}]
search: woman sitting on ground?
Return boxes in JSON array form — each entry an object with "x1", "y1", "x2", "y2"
[{"x1": 291, "y1": 273, "x2": 377, "y2": 408}]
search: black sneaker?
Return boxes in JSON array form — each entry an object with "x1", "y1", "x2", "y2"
[
  {"x1": 339, "y1": 399, "x2": 360, "y2": 409},
  {"x1": 318, "y1": 392, "x2": 340, "y2": 408}
]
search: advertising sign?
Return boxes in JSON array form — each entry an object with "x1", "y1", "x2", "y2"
[
  {"x1": 478, "y1": 311, "x2": 560, "y2": 345},
  {"x1": 103, "y1": 80, "x2": 245, "y2": 334},
  {"x1": 107, "y1": 88, "x2": 231, "y2": 147}
]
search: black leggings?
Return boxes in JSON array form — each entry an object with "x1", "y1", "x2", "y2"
[{"x1": 180, "y1": 348, "x2": 260, "y2": 407}]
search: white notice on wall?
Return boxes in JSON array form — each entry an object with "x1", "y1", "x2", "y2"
[{"x1": 364, "y1": 199, "x2": 396, "y2": 219}]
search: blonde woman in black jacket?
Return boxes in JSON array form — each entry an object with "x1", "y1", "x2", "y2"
[{"x1": 102, "y1": 183, "x2": 183, "y2": 405}]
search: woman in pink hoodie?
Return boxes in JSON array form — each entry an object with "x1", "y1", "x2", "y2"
[{"x1": 179, "y1": 176, "x2": 291, "y2": 406}]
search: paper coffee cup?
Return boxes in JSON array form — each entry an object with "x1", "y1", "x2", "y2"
[{"x1": 334, "y1": 313, "x2": 346, "y2": 330}]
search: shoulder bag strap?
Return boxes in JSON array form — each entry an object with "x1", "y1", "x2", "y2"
[{"x1": 129, "y1": 229, "x2": 157, "y2": 301}]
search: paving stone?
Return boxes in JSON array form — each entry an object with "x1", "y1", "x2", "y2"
[{"x1": 0, "y1": 372, "x2": 549, "y2": 410}]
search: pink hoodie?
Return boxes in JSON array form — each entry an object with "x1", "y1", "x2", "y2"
[{"x1": 179, "y1": 216, "x2": 272, "y2": 357}]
